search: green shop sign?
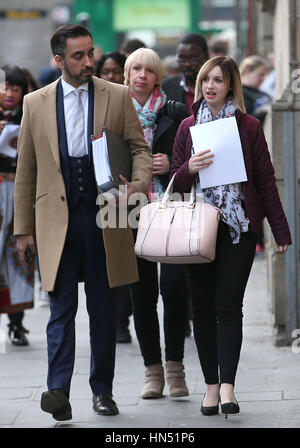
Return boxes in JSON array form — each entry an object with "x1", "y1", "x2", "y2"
[{"x1": 113, "y1": 0, "x2": 190, "y2": 31}]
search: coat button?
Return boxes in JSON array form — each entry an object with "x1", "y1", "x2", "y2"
[{"x1": 61, "y1": 196, "x2": 65, "y2": 201}]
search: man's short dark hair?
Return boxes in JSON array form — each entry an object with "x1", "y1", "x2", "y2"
[
  {"x1": 179, "y1": 33, "x2": 209, "y2": 56},
  {"x1": 51, "y1": 24, "x2": 93, "y2": 58},
  {"x1": 120, "y1": 38, "x2": 146, "y2": 55}
]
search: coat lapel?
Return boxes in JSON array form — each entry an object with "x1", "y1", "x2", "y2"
[
  {"x1": 41, "y1": 77, "x2": 108, "y2": 166},
  {"x1": 41, "y1": 79, "x2": 61, "y2": 169},
  {"x1": 92, "y1": 77, "x2": 109, "y2": 137}
]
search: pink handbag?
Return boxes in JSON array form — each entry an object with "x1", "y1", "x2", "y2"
[{"x1": 135, "y1": 175, "x2": 221, "y2": 264}]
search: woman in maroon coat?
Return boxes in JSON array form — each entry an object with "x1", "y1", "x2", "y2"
[{"x1": 170, "y1": 56, "x2": 291, "y2": 418}]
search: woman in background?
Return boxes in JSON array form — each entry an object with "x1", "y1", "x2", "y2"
[
  {"x1": 124, "y1": 48, "x2": 190, "y2": 399},
  {"x1": 0, "y1": 65, "x2": 34, "y2": 346},
  {"x1": 239, "y1": 55, "x2": 271, "y2": 126},
  {"x1": 95, "y1": 51, "x2": 126, "y2": 85}
]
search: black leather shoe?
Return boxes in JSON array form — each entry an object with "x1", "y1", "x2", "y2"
[
  {"x1": 93, "y1": 393, "x2": 119, "y2": 416},
  {"x1": 221, "y1": 401, "x2": 240, "y2": 419},
  {"x1": 41, "y1": 389, "x2": 72, "y2": 421},
  {"x1": 201, "y1": 395, "x2": 219, "y2": 416}
]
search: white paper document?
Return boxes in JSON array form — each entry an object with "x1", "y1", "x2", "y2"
[
  {"x1": 92, "y1": 131, "x2": 123, "y2": 197},
  {"x1": 0, "y1": 124, "x2": 20, "y2": 158},
  {"x1": 189, "y1": 116, "x2": 247, "y2": 189}
]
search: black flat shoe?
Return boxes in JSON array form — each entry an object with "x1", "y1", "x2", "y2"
[
  {"x1": 221, "y1": 401, "x2": 240, "y2": 419},
  {"x1": 41, "y1": 389, "x2": 72, "y2": 421},
  {"x1": 201, "y1": 395, "x2": 219, "y2": 416},
  {"x1": 93, "y1": 393, "x2": 119, "y2": 416}
]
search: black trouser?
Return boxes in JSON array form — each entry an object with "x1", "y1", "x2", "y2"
[
  {"x1": 8, "y1": 311, "x2": 24, "y2": 327},
  {"x1": 130, "y1": 258, "x2": 188, "y2": 366},
  {"x1": 116, "y1": 285, "x2": 132, "y2": 329},
  {"x1": 186, "y1": 221, "x2": 256, "y2": 386}
]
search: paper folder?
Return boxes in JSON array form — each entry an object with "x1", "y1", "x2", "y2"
[{"x1": 92, "y1": 128, "x2": 132, "y2": 196}]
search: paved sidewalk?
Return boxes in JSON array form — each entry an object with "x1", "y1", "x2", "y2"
[{"x1": 0, "y1": 256, "x2": 300, "y2": 429}]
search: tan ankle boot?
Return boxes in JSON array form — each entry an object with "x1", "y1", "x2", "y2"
[
  {"x1": 140, "y1": 363, "x2": 165, "y2": 399},
  {"x1": 166, "y1": 361, "x2": 189, "y2": 398}
]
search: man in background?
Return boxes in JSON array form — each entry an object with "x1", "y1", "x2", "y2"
[{"x1": 162, "y1": 33, "x2": 209, "y2": 115}]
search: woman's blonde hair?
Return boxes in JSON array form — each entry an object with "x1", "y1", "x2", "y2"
[
  {"x1": 194, "y1": 55, "x2": 246, "y2": 113},
  {"x1": 239, "y1": 55, "x2": 267, "y2": 76},
  {"x1": 124, "y1": 48, "x2": 165, "y2": 89}
]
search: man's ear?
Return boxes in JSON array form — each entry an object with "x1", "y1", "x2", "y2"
[{"x1": 54, "y1": 55, "x2": 64, "y2": 71}]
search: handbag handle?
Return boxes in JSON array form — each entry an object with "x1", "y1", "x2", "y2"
[{"x1": 160, "y1": 174, "x2": 197, "y2": 209}]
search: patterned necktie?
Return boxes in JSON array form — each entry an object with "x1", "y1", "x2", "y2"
[{"x1": 70, "y1": 89, "x2": 85, "y2": 157}]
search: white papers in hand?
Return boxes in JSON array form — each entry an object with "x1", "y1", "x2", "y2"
[
  {"x1": 92, "y1": 131, "x2": 123, "y2": 198},
  {"x1": 92, "y1": 131, "x2": 112, "y2": 185},
  {"x1": 189, "y1": 116, "x2": 247, "y2": 189},
  {"x1": 0, "y1": 124, "x2": 20, "y2": 158}
]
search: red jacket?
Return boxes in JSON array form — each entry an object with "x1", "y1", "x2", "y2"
[{"x1": 170, "y1": 102, "x2": 292, "y2": 247}]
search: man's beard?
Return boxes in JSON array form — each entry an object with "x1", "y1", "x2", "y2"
[{"x1": 64, "y1": 62, "x2": 93, "y2": 85}]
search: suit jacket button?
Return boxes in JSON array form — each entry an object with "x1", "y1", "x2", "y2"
[
  {"x1": 79, "y1": 186, "x2": 84, "y2": 191},
  {"x1": 61, "y1": 196, "x2": 65, "y2": 201}
]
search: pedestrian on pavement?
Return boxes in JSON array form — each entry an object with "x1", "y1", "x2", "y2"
[
  {"x1": 162, "y1": 33, "x2": 209, "y2": 115},
  {"x1": 0, "y1": 64, "x2": 34, "y2": 346},
  {"x1": 240, "y1": 55, "x2": 272, "y2": 254},
  {"x1": 120, "y1": 38, "x2": 146, "y2": 58},
  {"x1": 124, "y1": 48, "x2": 190, "y2": 399},
  {"x1": 95, "y1": 50, "x2": 133, "y2": 344},
  {"x1": 170, "y1": 55, "x2": 291, "y2": 418},
  {"x1": 14, "y1": 24, "x2": 152, "y2": 422},
  {"x1": 240, "y1": 55, "x2": 271, "y2": 126},
  {"x1": 95, "y1": 51, "x2": 126, "y2": 84}
]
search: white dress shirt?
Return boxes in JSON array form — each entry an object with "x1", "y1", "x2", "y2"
[{"x1": 61, "y1": 78, "x2": 89, "y2": 157}]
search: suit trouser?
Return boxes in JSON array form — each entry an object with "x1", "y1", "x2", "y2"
[
  {"x1": 46, "y1": 199, "x2": 117, "y2": 397},
  {"x1": 130, "y1": 258, "x2": 188, "y2": 366},
  {"x1": 186, "y1": 221, "x2": 256, "y2": 386}
]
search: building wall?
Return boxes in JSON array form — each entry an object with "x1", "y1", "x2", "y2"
[
  {"x1": 262, "y1": 0, "x2": 300, "y2": 345},
  {"x1": 0, "y1": 0, "x2": 72, "y2": 78}
]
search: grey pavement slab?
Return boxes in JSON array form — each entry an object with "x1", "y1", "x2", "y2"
[{"x1": 0, "y1": 256, "x2": 300, "y2": 430}]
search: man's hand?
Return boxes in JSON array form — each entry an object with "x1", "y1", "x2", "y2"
[
  {"x1": 117, "y1": 174, "x2": 137, "y2": 206},
  {"x1": 16, "y1": 234, "x2": 36, "y2": 265}
]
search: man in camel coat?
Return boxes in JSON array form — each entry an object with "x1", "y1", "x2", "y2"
[{"x1": 14, "y1": 24, "x2": 152, "y2": 421}]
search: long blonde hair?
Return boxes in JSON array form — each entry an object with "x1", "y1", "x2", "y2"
[
  {"x1": 194, "y1": 56, "x2": 246, "y2": 113},
  {"x1": 124, "y1": 48, "x2": 165, "y2": 89}
]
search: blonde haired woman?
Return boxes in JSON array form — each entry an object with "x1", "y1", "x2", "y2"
[
  {"x1": 171, "y1": 56, "x2": 291, "y2": 417},
  {"x1": 124, "y1": 48, "x2": 190, "y2": 399},
  {"x1": 239, "y1": 55, "x2": 271, "y2": 125},
  {"x1": 240, "y1": 55, "x2": 271, "y2": 252}
]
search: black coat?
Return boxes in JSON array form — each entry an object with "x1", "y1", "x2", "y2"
[
  {"x1": 162, "y1": 76, "x2": 190, "y2": 116},
  {"x1": 152, "y1": 101, "x2": 189, "y2": 190},
  {"x1": 242, "y1": 85, "x2": 271, "y2": 125}
]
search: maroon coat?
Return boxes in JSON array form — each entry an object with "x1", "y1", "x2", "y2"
[{"x1": 170, "y1": 102, "x2": 292, "y2": 247}]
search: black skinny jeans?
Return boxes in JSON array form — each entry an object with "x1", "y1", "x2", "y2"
[
  {"x1": 186, "y1": 221, "x2": 256, "y2": 386},
  {"x1": 130, "y1": 257, "x2": 188, "y2": 367}
]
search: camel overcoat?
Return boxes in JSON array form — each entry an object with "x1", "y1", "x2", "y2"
[{"x1": 13, "y1": 76, "x2": 152, "y2": 291}]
